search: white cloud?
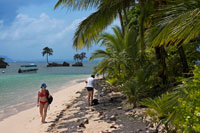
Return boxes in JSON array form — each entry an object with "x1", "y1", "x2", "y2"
[
  {"x1": 0, "y1": 13, "x2": 82, "y2": 41},
  {"x1": 0, "y1": 13, "x2": 85, "y2": 60}
]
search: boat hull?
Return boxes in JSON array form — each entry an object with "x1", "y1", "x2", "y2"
[{"x1": 18, "y1": 68, "x2": 38, "y2": 73}]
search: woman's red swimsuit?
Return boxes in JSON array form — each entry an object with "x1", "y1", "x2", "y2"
[{"x1": 40, "y1": 91, "x2": 48, "y2": 105}]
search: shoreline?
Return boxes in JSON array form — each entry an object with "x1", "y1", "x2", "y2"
[
  {"x1": 0, "y1": 79, "x2": 87, "y2": 133},
  {"x1": 0, "y1": 75, "x2": 89, "y2": 121}
]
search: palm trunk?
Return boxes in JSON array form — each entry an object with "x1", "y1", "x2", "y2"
[
  {"x1": 118, "y1": 10, "x2": 125, "y2": 36},
  {"x1": 178, "y1": 45, "x2": 189, "y2": 77},
  {"x1": 47, "y1": 54, "x2": 49, "y2": 64},
  {"x1": 155, "y1": 46, "x2": 167, "y2": 84},
  {"x1": 118, "y1": 65, "x2": 121, "y2": 76},
  {"x1": 123, "y1": 8, "x2": 129, "y2": 25},
  {"x1": 139, "y1": 0, "x2": 145, "y2": 58},
  {"x1": 132, "y1": 0, "x2": 135, "y2": 5}
]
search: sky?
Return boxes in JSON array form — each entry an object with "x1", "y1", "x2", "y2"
[{"x1": 0, "y1": 0, "x2": 119, "y2": 62}]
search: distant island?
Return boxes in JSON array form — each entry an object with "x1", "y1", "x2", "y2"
[
  {"x1": 47, "y1": 62, "x2": 70, "y2": 67},
  {"x1": 0, "y1": 55, "x2": 13, "y2": 62},
  {"x1": 0, "y1": 58, "x2": 9, "y2": 68},
  {"x1": 42, "y1": 46, "x2": 69, "y2": 67},
  {"x1": 72, "y1": 52, "x2": 86, "y2": 67}
]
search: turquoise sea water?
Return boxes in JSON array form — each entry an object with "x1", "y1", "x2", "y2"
[{"x1": 0, "y1": 62, "x2": 96, "y2": 120}]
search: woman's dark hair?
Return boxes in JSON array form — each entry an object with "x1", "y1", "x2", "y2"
[{"x1": 91, "y1": 75, "x2": 95, "y2": 78}]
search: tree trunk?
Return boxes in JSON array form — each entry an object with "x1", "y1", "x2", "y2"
[
  {"x1": 139, "y1": 0, "x2": 145, "y2": 58},
  {"x1": 47, "y1": 54, "x2": 49, "y2": 64},
  {"x1": 118, "y1": 65, "x2": 121, "y2": 76},
  {"x1": 132, "y1": 0, "x2": 135, "y2": 5},
  {"x1": 178, "y1": 45, "x2": 189, "y2": 77},
  {"x1": 123, "y1": 8, "x2": 129, "y2": 25},
  {"x1": 155, "y1": 46, "x2": 167, "y2": 84},
  {"x1": 118, "y1": 10, "x2": 125, "y2": 35}
]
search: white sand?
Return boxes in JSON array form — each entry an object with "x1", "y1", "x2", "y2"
[{"x1": 0, "y1": 81, "x2": 86, "y2": 133}]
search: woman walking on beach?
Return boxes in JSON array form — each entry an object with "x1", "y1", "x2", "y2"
[
  {"x1": 37, "y1": 83, "x2": 50, "y2": 123},
  {"x1": 85, "y1": 75, "x2": 95, "y2": 106}
]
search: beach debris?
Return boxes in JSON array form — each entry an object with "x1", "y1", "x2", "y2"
[
  {"x1": 136, "y1": 129, "x2": 143, "y2": 132},
  {"x1": 76, "y1": 119, "x2": 80, "y2": 122},
  {"x1": 98, "y1": 112, "x2": 104, "y2": 117},
  {"x1": 78, "y1": 118, "x2": 89, "y2": 128},
  {"x1": 110, "y1": 115, "x2": 117, "y2": 121},
  {"x1": 147, "y1": 123, "x2": 154, "y2": 128},
  {"x1": 79, "y1": 122, "x2": 86, "y2": 128},
  {"x1": 117, "y1": 107, "x2": 122, "y2": 110},
  {"x1": 83, "y1": 118, "x2": 89, "y2": 124},
  {"x1": 110, "y1": 124, "x2": 117, "y2": 129},
  {"x1": 76, "y1": 91, "x2": 81, "y2": 94},
  {"x1": 99, "y1": 115, "x2": 106, "y2": 120},
  {"x1": 66, "y1": 105, "x2": 71, "y2": 109},
  {"x1": 77, "y1": 129, "x2": 83, "y2": 132},
  {"x1": 101, "y1": 130, "x2": 111, "y2": 133}
]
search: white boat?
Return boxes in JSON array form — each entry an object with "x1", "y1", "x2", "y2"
[{"x1": 18, "y1": 64, "x2": 38, "y2": 73}]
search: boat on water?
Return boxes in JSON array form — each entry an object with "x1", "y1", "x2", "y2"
[
  {"x1": 20, "y1": 64, "x2": 37, "y2": 67},
  {"x1": 18, "y1": 63, "x2": 38, "y2": 73}
]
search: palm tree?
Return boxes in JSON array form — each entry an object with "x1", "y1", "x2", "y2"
[
  {"x1": 79, "y1": 52, "x2": 87, "y2": 63},
  {"x1": 54, "y1": 0, "x2": 136, "y2": 50},
  {"x1": 42, "y1": 47, "x2": 53, "y2": 64},
  {"x1": 145, "y1": 0, "x2": 200, "y2": 76},
  {"x1": 89, "y1": 26, "x2": 138, "y2": 79},
  {"x1": 73, "y1": 53, "x2": 80, "y2": 63}
]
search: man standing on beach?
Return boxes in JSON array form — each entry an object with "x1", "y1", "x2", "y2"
[{"x1": 85, "y1": 75, "x2": 95, "y2": 106}]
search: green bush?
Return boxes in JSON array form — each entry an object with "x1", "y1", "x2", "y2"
[
  {"x1": 173, "y1": 65, "x2": 200, "y2": 132},
  {"x1": 142, "y1": 65, "x2": 200, "y2": 132}
]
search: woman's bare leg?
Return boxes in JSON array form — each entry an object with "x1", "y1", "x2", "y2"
[
  {"x1": 43, "y1": 103, "x2": 49, "y2": 123},
  {"x1": 39, "y1": 103, "x2": 44, "y2": 121},
  {"x1": 88, "y1": 91, "x2": 91, "y2": 106},
  {"x1": 91, "y1": 90, "x2": 94, "y2": 104}
]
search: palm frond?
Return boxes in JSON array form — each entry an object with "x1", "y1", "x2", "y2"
[
  {"x1": 54, "y1": 0, "x2": 101, "y2": 10},
  {"x1": 89, "y1": 49, "x2": 111, "y2": 61},
  {"x1": 124, "y1": 26, "x2": 138, "y2": 57},
  {"x1": 72, "y1": 0, "x2": 133, "y2": 49},
  {"x1": 149, "y1": 0, "x2": 200, "y2": 47}
]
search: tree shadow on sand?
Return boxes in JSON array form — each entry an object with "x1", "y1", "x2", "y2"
[{"x1": 47, "y1": 85, "x2": 152, "y2": 133}]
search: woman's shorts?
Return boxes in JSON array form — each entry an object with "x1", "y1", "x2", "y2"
[{"x1": 87, "y1": 87, "x2": 94, "y2": 91}]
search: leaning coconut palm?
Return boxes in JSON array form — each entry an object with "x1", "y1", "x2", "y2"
[{"x1": 54, "y1": 0, "x2": 136, "y2": 50}]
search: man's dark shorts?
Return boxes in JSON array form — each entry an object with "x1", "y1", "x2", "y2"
[{"x1": 87, "y1": 87, "x2": 94, "y2": 91}]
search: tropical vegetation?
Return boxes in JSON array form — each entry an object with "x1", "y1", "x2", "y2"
[
  {"x1": 55, "y1": 0, "x2": 200, "y2": 132},
  {"x1": 42, "y1": 47, "x2": 53, "y2": 64},
  {"x1": 73, "y1": 52, "x2": 87, "y2": 63},
  {"x1": 0, "y1": 57, "x2": 9, "y2": 68}
]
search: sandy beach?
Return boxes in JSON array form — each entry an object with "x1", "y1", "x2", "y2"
[
  {"x1": 0, "y1": 80, "x2": 87, "y2": 133},
  {"x1": 0, "y1": 79, "x2": 150, "y2": 133}
]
